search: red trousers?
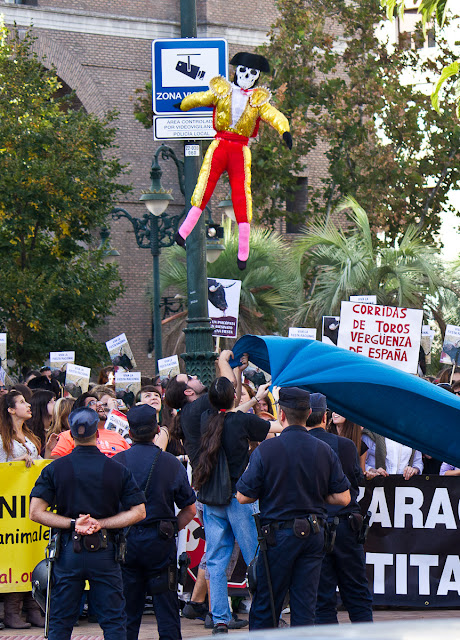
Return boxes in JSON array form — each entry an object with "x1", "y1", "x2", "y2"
[{"x1": 191, "y1": 135, "x2": 252, "y2": 224}]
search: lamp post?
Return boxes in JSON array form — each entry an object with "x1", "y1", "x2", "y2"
[{"x1": 111, "y1": 145, "x2": 185, "y2": 373}]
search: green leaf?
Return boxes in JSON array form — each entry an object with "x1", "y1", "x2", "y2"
[{"x1": 431, "y1": 60, "x2": 459, "y2": 112}]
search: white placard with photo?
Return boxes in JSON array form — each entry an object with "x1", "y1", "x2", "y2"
[
  {"x1": 50, "y1": 351, "x2": 75, "y2": 369},
  {"x1": 65, "y1": 364, "x2": 91, "y2": 394},
  {"x1": 207, "y1": 278, "x2": 242, "y2": 339},
  {"x1": 106, "y1": 333, "x2": 136, "y2": 370},
  {"x1": 157, "y1": 355, "x2": 180, "y2": 377},
  {"x1": 440, "y1": 324, "x2": 460, "y2": 365}
]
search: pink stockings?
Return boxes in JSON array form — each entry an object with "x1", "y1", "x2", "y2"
[{"x1": 177, "y1": 208, "x2": 250, "y2": 270}]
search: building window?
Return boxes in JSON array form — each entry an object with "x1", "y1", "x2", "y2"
[{"x1": 397, "y1": 6, "x2": 435, "y2": 50}]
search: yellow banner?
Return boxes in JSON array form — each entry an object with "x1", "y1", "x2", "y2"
[{"x1": 0, "y1": 460, "x2": 51, "y2": 593}]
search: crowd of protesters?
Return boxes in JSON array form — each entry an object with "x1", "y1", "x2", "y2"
[{"x1": 0, "y1": 359, "x2": 459, "y2": 634}]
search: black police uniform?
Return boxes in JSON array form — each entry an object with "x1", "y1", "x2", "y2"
[
  {"x1": 309, "y1": 427, "x2": 373, "y2": 624},
  {"x1": 236, "y1": 420, "x2": 349, "y2": 629},
  {"x1": 30, "y1": 445, "x2": 145, "y2": 640},
  {"x1": 114, "y1": 442, "x2": 196, "y2": 640}
]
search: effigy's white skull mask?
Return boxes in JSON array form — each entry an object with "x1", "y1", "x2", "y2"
[{"x1": 235, "y1": 65, "x2": 260, "y2": 90}]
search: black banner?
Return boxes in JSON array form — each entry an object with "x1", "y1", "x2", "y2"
[{"x1": 361, "y1": 475, "x2": 460, "y2": 607}]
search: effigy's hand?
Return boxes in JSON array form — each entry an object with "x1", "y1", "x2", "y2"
[{"x1": 283, "y1": 132, "x2": 293, "y2": 150}]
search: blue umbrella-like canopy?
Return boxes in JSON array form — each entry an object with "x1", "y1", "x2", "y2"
[{"x1": 231, "y1": 335, "x2": 460, "y2": 468}]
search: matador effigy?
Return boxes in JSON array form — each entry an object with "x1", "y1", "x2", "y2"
[{"x1": 175, "y1": 52, "x2": 292, "y2": 270}]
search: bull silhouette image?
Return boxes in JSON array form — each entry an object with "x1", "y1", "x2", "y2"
[{"x1": 208, "y1": 279, "x2": 236, "y2": 313}]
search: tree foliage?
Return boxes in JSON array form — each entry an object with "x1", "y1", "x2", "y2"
[
  {"x1": 251, "y1": 0, "x2": 460, "y2": 241},
  {"x1": 293, "y1": 196, "x2": 458, "y2": 331},
  {"x1": 0, "y1": 24, "x2": 129, "y2": 371},
  {"x1": 158, "y1": 220, "x2": 303, "y2": 354},
  {"x1": 380, "y1": 0, "x2": 460, "y2": 115}
]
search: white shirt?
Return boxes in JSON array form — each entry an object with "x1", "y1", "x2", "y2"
[
  {"x1": 231, "y1": 85, "x2": 251, "y2": 128},
  {"x1": 0, "y1": 434, "x2": 40, "y2": 462},
  {"x1": 362, "y1": 434, "x2": 423, "y2": 474}
]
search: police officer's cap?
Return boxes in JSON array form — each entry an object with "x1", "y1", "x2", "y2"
[
  {"x1": 127, "y1": 404, "x2": 157, "y2": 437},
  {"x1": 278, "y1": 387, "x2": 310, "y2": 410},
  {"x1": 69, "y1": 407, "x2": 99, "y2": 439},
  {"x1": 310, "y1": 393, "x2": 327, "y2": 412}
]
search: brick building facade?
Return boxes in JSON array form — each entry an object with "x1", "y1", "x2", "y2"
[{"x1": 1, "y1": 0, "x2": 328, "y2": 374}]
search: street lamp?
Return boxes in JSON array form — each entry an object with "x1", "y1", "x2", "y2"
[{"x1": 111, "y1": 145, "x2": 185, "y2": 373}]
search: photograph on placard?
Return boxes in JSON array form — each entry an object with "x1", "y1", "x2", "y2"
[
  {"x1": 106, "y1": 333, "x2": 136, "y2": 371},
  {"x1": 322, "y1": 317, "x2": 340, "y2": 345},
  {"x1": 65, "y1": 364, "x2": 91, "y2": 396},
  {"x1": 0, "y1": 334, "x2": 6, "y2": 370},
  {"x1": 115, "y1": 371, "x2": 141, "y2": 409},
  {"x1": 421, "y1": 326, "x2": 435, "y2": 365},
  {"x1": 105, "y1": 409, "x2": 131, "y2": 443},
  {"x1": 208, "y1": 278, "x2": 242, "y2": 339},
  {"x1": 49, "y1": 351, "x2": 75, "y2": 384},
  {"x1": 440, "y1": 324, "x2": 460, "y2": 365},
  {"x1": 158, "y1": 355, "x2": 181, "y2": 378}
]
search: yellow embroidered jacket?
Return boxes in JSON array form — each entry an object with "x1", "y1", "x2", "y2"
[{"x1": 180, "y1": 76, "x2": 289, "y2": 138}]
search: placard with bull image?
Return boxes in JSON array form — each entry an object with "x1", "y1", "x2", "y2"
[
  {"x1": 207, "y1": 278, "x2": 242, "y2": 338},
  {"x1": 106, "y1": 333, "x2": 136, "y2": 371}
]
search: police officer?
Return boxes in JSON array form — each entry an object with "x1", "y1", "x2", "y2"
[
  {"x1": 236, "y1": 387, "x2": 350, "y2": 629},
  {"x1": 306, "y1": 393, "x2": 373, "y2": 624},
  {"x1": 114, "y1": 404, "x2": 196, "y2": 640},
  {"x1": 29, "y1": 406, "x2": 146, "y2": 640}
]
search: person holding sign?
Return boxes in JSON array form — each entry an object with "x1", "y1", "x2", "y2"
[
  {"x1": 0, "y1": 391, "x2": 44, "y2": 628},
  {"x1": 362, "y1": 430, "x2": 423, "y2": 480}
]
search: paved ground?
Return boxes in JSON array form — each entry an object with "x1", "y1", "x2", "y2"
[{"x1": 2, "y1": 608, "x2": 460, "y2": 639}]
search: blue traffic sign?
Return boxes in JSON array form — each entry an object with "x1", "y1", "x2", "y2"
[{"x1": 152, "y1": 38, "x2": 228, "y2": 116}]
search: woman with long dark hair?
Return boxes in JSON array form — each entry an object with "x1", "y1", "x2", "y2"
[
  {"x1": 328, "y1": 412, "x2": 367, "y2": 472},
  {"x1": 0, "y1": 391, "x2": 44, "y2": 628},
  {"x1": 26, "y1": 389, "x2": 55, "y2": 451},
  {"x1": 193, "y1": 376, "x2": 280, "y2": 633}
]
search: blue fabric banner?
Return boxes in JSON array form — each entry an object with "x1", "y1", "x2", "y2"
[{"x1": 231, "y1": 335, "x2": 460, "y2": 468}]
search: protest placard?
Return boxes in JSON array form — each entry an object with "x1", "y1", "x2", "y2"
[
  {"x1": 49, "y1": 351, "x2": 75, "y2": 370},
  {"x1": 288, "y1": 327, "x2": 317, "y2": 340},
  {"x1": 105, "y1": 409, "x2": 131, "y2": 442},
  {"x1": 0, "y1": 460, "x2": 51, "y2": 593},
  {"x1": 106, "y1": 333, "x2": 136, "y2": 370},
  {"x1": 421, "y1": 326, "x2": 435, "y2": 365},
  {"x1": 115, "y1": 371, "x2": 141, "y2": 407},
  {"x1": 349, "y1": 295, "x2": 377, "y2": 304},
  {"x1": 440, "y1": 324, "x2": 460, "y2": 366},
  {"x1": 207, "y1": 278, "x2": 242, "y2": 338},
  {"x1": 65, "y1": 363, "x2": 91, "y2": 395},
  {"x1": 158, "y1": 355, "x2": 180, "y2": 377},
  {"x1": 0, "y1": 333, "x2": 6, "y2": 369},
  {"x1": 322, "y1": 317, "x2": 340, "y2": 345},
  {"x1": 337, "y1": 301, "x2": 423, "y2": 373}
]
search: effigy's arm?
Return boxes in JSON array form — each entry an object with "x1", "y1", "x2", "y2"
[
  {"x1": 259, "y1": 103, "x2": 290, "y2": 136},
  {"x1": 180, "y1": 90, "x2": 216, "y2": 111}
]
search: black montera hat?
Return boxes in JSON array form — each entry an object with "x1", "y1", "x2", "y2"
[
  {"x1": 278, "y1": 387, "x2": 310, "y2": 410},
  {"x1": 230, "y1": 52, "x2": 270, "y2": 73},
  {"x1": 69, "y1": 407, "x2": 99, "y2": 439}
]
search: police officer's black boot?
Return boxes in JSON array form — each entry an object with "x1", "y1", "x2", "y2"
[{"x1": 3, "y1": 592, "x2": 32, "y2": 629}]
